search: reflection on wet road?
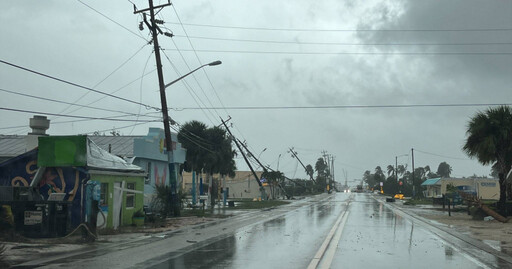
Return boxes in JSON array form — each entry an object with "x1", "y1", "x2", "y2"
[
  {"x1": 151, "y1": 193, "x2": 503, "y2": 269},
  {"x1": 331, "y1": 194, "x2": 485, "y2": 268},
  {"x1": 151, "y1": 194, "x2": 350, "y2": 269}
]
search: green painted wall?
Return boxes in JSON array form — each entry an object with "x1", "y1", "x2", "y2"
[
  {"x1": 92, "y1": 174, "x2": 144, "y2": 228},
  {"x1": 38, "y1": 136, "x2": 87, "y2": 167}
]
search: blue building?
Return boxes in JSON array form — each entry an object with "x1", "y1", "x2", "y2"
[{"x1": 90, "y1": 128, "x2": 186, "y2": 206}]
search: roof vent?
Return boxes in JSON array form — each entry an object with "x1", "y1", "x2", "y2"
[{"x1": 29, "y1": 115, "x2": 50, "y2": 135}]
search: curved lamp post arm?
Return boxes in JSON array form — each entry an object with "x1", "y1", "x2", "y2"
[{"x1": 165, "y1": 60, "x2": 221, "y2": 89}]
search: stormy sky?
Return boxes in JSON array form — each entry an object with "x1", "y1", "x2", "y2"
[{"x1": 1, "y1": 0, "x2": 511, "y2": 184}]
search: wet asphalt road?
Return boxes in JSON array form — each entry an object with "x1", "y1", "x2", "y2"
[
  {"x1": 145, "y1": 193, "x2": 509, "y2": 269},
  {"x1": 24, "y1": 193, "x2": 512, "y2": 269}
]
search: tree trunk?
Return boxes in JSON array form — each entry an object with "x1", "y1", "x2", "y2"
[
  {"x1": 481, "y1": 204, "x2": 509, "y2": 223},
  {"x1": 507, "y1": 182, "x2": 512, "y2": 201},
  {"x1": 499, "y1": 173, "x2": 507, "y2": 209}
]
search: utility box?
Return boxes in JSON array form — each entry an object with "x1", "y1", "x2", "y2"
[
  {"x1": 0, "y1": 186, "x2": 71, "y2": 238},
  {"x1": 8, "y1": 201, "x2": 71, "y2": 238}
]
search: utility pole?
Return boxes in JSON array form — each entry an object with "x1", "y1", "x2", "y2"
[
  {"x1": 238, "y1": 139, "x2": 268, "y2": 173},
  {"x1": 331, "y1": 156, "x2": 336, "y2": 191},
  {"x1": 289, "y1": 148, "x2": 316, "y2": 184},
  {"x1": 221, "y1": 118, "x2": 267, "y2": 200},
  {"x1": 134, "y1": 0, "x2": 180, "y2": 216},
  {"x1": 322, "y1": 150, "x2": 331, "y2": 192},
  {"x1": 396, "y1": 156, "x2": 399, "y2": 193},
  {"x1": 238, "y1": 140, "x2": 289, "y2": 199},
  {"x1": 412, "y1": 148, "x2": 415, "y2": 198}
]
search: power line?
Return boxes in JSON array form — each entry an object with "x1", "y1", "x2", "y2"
[
  {"x1": 0, "y1": 111, "x2": 162, "y2": 131},
  {"x1": 173, "y1": 121, "x2": 217, "y2": 146},
  {"x1": 81, "y1": 121, "x2": 153, "y2": 135},
  {"x1": 169, "y1": 124, "x2": 216, "y2": 153},
  {"x1": 0, "y1": 107, "x2": 160, "y2": 123},
  {"x1": 0, "y1": 87, "x2": 160, "y2": 119},
  {"x1": 165, "y1": 21, "x2": 512, "y2": 32},
  {"x1": 57, "y1": 44, "x2": 149, "y2": 117},
  {"x1": 77, "y1": 0, "x2": 149, "y2": 42},
  {"x1": 170, "y1": 5, "x2": 229, "y2": 118},
  {"x1": 160, "y1": 48, "x2": 217, "y2": 124},
  {"x1": 129, "y1": 49, "x2": 155, "y2": 135},
  {"x1": 414, "y1": 148, "x2": 472, "y2": 161},
  {"x1": 63, "y1": 67, "x2": 158, "y2": 117},
  {"x1": 157, "y1": 9, "x2": 220, "y2": 123},
  {"x1": 173, "y1": 35, "x2": 512, "y2": 47},
  {"x1": 0, "y1": 59, "x2": 160, "y2": 111},
  {"x1": 173, "y1": 103, "x2": 512, "y2": 110},
  {"x1": 161, "y1": 48, "x2": 512, "y2": 55}
]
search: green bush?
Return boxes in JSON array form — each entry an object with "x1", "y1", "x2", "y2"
[{"x1": 151, "y1": 185, "x2": 173, "y2": 217}]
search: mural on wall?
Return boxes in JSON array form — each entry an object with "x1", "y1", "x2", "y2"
[
  {"x1": 154, "y1": 165, "x2": 167, "y2": 186},
  {"x1": 0, "y1": 150, "x2": 86, "y2": 227}
]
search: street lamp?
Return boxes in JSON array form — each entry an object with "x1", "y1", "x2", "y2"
[
  {"x1": 161, "y1": 60, "x2": 222, "y2": 210},
  {"x1": 277, "y1": 154, "x2": 282, "y2": 171},
  {"x1": 258, "y1": 148, "x2": 267, "y2": 159},
  {"x1": 253, "y1": 148, "x2": 267, "y2": 170},
  {"x1": 165, "y1": 60, "x2": 222, "y2": 89}
]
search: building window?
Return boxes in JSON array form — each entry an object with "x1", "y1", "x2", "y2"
[
  {"x1": 100, "y1": 183, "x2": 108, "y2": 206},
  {"x1": 145, "y1": 162, "x2": 152, "y2": 185},
  {"x1": 126, "y1": 183, "x2": 135, "y2": 208}
]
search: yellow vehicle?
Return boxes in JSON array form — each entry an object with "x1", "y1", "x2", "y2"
[{"x1": 393, "y1": 193, "x2": 404, "y2": 200}]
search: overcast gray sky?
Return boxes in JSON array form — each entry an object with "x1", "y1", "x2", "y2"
[{"x1": 1, "y1": 0, "x2": 511, "y2": 184}]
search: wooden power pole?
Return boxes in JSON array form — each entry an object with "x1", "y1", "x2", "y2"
[
  {"x1": 134, "y1": 0, "x2": 180, "y2": 216},
  {"x1": 220, "y1": 118, "x2": 267, "y2": 200}
]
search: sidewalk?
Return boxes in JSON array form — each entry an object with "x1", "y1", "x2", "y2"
[
  {"x1": 374, "y1": 194, "x2": 512, "y2": 254},
  {"x1": 0, "y1": 200, "x2": 293, "y2": 267}
]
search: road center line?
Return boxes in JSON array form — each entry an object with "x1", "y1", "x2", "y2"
[
  {"x1": 307, "y1": 198, "x2": 351, "y2": 269},
  {"x1": 318, "y1": 210, "x2": 350, "y2": 269}
]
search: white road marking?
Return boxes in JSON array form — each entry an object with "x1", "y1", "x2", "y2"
[
  {"x1": 318, "y1": 210, "x2": 350, "y2": 269},
  {"x1": 307, "y1": 199, "x2": 351, "y2": 269}
]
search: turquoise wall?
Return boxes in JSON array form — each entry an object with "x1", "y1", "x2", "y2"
[{"x1": 133, "y1": 128, "x2": 186, "y2": 206}]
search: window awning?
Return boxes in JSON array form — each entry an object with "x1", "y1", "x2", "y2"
[{"x1": 421, "y1": 178, "x2": 441, "y2": 186}]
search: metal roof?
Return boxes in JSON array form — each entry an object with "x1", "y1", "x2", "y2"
[
  {"x1": 0, "y1": 132, "x2": 180, "y2": 159},
  {"x1": 421, "y1": 177, "x2": 441, "y2": 186},
  {"x1": 89, "y1": 135, "x2": 142, "y2": 157},
  {"x1": 0, "y1": 135, "x2": 27, "y2": 157},
  {"x1": 0, "y1": 135, "x2": 142, "y2": 158}
]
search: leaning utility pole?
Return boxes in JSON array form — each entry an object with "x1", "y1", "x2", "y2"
[
  {"x1": 221, "y1": 118, "x2": 267, "y2": 200},
  {"x1": 134, "y1": 0, "x2": 180, "y2": 216},
  {"x1": 289, "y1": 147, "x2": 316, "y2": 184},
  {"x1": 238, "y1": 140, "x2": 289, "y2": 199}
]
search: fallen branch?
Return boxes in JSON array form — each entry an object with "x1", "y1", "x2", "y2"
[{"x1": 458, "y1": 191, "x2": 508, "y2": 223}]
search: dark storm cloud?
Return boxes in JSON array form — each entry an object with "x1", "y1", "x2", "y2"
[
  {"x1": 356, "y1": 1, "x2": 512, "y2": 86},
  {"x1": 1, "y1": 0, "x2": 509, "y2": 180}
]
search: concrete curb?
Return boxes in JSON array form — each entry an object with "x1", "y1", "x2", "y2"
[{"x1": 373, "y1": 194, "x2": 512, "y2": 267}]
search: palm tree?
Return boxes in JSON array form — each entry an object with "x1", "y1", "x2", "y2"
[
  {"x1": 397, "y1": 164, "x2": 407, "y2": 177},
  {"x1": 203, "y1": 126, "x2": 236, "y2": 177},
  {"x1": 178, "y1": 120, "x2": 208, "y2": 174},
  {"x1": 315, "y1": 158, "x2": 328, "y2": 191},
  {"x1": 386, "y1": 165, "x2": 395, "y2": 177},
  {"x1": 436, "y1": 162, "x2": 452, "y2": 178},
  {"x1": 463, "y1": 106, "x2": 512, "y2": 208},
  {"x1": 178, "y1": 120, "x2": 208, "y2": 205},
  {"x1": 305, "y1": 164, "x2": 314, "y2": 179}
]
